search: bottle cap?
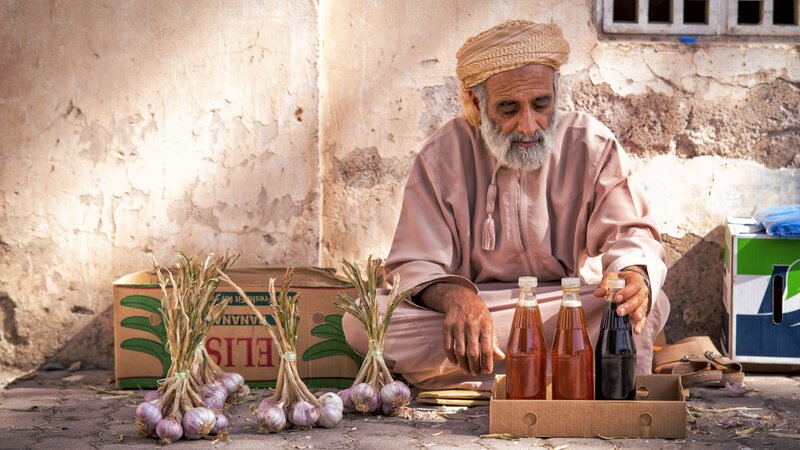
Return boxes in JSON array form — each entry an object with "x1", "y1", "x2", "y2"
[
  {"x1": 561, "y1": 277, "x2": 580, "y2": 289},
  {"x1": 607, "y1": 278, "x2": 625, "y2": 289},
  {"x1": 518, "y1": 276, "x2": 537, "y2": 288}
]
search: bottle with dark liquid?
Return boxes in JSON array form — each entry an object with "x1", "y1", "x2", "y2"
[
  {"x1": 505, "y1": 276, "x2": 547, "y2": 399},
  {"x1": 596, "y1": 278, "x2": 637, "y2": 400},
  {"x1": 552, "y1": 277, "x2": 594, "y2": 400}
]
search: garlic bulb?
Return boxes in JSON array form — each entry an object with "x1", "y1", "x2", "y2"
[
  {"x1": 222, "y1": 372, "x2": 245, "y2": 394},
  {"x1": 318, "y1": 392, "x2": 344, "y2": 410},
  {"x1": 350, "y1": 383, "x2": 380, "y2": 413},
  {"x1": 182, "y1": 406, "x2": 216, "y2": 439},
  {"x1": 211, "y1": 413, "x2": 229, "y2": 434},
  {"x1": 203, "y1": 392, "x2": 225, "y2": 411},
  {"x1": 258, "y1": 403, "x2": 287, "y2": 433},
  {"x1": 317, "y1": 401, "x2": 343, "y2": 428},
  {"x1": 257, "y1": 398, "x2": 274, "y2": 418},
  {"x1": 367, "y1": 393, "x2": 382, "y2": 413},
  {"x1": 135, "y1": 400, "x2": 162, "y2": 436},
  {"x1": 317, "y1": 392, "x2": 344, "y2": 428},
  {"x1": 338, "y1": 388, "x2": 356, "y2": 413},
  {"x1": 143, "y1": 390, "x2": 159, "y2": 403},
  {"x1": 381, "y1": 401, "x2": 402, "y2": 417},
  {"x1": 206, "y1": 384, "x2": 229, "y2": 402},
  {"x1": 155, "y1": 416, "x2": 183, "y2": 444},
  {"x1": 288, "y1": 401, "x2": 320, "y2": 427},
  {"x1": 380, "y1": 381, "x2": 411, "y2": 409}
]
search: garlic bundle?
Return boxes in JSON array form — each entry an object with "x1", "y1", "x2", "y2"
[
  {"x1": 218, "y1": 267, "x2": 344, "y2": 432},
  {"x1": 191, "y1": 334, "x2": 249, "y2": 399},
  {"x1": 133, "y1": 252, "x2": 236, "y2": 444},
  {"x1": 337, "y1": 257, "x2": 412, "y2": 416}
]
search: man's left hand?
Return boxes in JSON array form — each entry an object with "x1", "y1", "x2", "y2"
[{"x1": 593, "y1": 267, "x2": 650, "y2": 335}]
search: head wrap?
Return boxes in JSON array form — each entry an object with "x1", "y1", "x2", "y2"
[{"x1": 455, "y1": 20, "x2": 570, "y2": 126}]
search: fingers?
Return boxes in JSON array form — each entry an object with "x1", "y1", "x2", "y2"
[
  {"x1": 442, "y1": 324, "x2": 457, "y2": 366},
  {"x1": 493, "y1": 333, "x2": 506, "y2": 361},
  {"x1": 444, "y1": 308, "x2": 499, "y2": 375},
  {"x1": 479, "y1": 321, "x2": 494, "y2": 374},
  {"x1": 615, "y1": 271, "x2": 650, "y2": 335},
  {"x1": 466, "y1": 322, "x2": 482, "y2": 376},
  {"x1": 631, "y1": 296, "x2": 649, "y2": 322},
  {"x1": 440, "y1": 293, "x2": 501, "y2": 375},
  {"x1": 615, "y1": 272, "x2": 647, "y2": 317},
  {"x1": 453, "y1": 323, "x2": 470, "y2": 374},
  {"x1": 593, "y1": 275, "x2": 609, "y2": 298}
]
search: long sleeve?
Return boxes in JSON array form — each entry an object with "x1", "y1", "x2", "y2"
[
  {"x1": 584, "y1": 136, "x2": 667, "y2": 301},
  {"x1": 384, "y1": 122, "x2": 482, "y2": 298}
]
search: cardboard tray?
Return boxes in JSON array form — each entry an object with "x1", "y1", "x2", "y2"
[{"x1": 490, "y1": 374, "x2": 686, "y2": 438}]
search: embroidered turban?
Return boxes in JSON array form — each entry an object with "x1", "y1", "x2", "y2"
[{"x1": 455, "y1": 20, "x2": 570, "y2": 126}]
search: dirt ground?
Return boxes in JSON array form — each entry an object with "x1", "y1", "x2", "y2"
[{"x1": 1, "y1": 369, "x2": 799, "y2": 449}]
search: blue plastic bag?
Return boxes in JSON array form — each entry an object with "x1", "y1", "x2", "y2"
[{"x1": 753, "y1": 204, "x2": 800, "y2": 237}]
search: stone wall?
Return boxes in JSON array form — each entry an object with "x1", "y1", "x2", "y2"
[{"x1": 0, "y1": 1, "x2": 798, "y2": 370}]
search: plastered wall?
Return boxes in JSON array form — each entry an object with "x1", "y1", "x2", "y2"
[
  {"x1": 0, "y1": 1, "x2": 798, "y2": 370},
  {"x1": 0, "y1": 1, "x2": 321, "y2": 369}
]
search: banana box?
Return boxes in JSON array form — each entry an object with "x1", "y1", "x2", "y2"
[{"x1": 113, "y1": 267, "x2": 360, "y2": 389}]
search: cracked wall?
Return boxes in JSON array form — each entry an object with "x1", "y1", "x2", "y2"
[{"x1": 0, "y1": 1, "x2": 320, "y2": 370}]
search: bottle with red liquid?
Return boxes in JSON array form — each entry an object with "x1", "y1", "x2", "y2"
[
  {"x1": 552, "y1": 277, "x2": 594, "y2": 400},
  {"x1": 505, "y1": 276, "x2": 547, "y2": 399},
  {"x1": 595, "y1": 278, "x2": 637, "y2": 400}
]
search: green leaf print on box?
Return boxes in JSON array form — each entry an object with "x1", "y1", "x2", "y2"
[
  {"x1": 302, "y1": 314, "x2": 363, "y2": 368},
  {"x1": 119, "y1": 295, "x2": 170, "y2": 376}
]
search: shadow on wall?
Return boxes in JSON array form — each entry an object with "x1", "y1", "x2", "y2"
[
  {"x1": 661, "y1": 226, "x2": 726, "y2": 344},
  {"x1": 45, "y1": 305, "x2": 115, "y2": 370},
  {"x1": 0, "y1": 292, "x2": 30, "y2": 347}
]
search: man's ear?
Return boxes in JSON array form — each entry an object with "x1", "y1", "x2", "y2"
[{"x1": 469, "y1": 90, "x2": 480, "y2": 112}]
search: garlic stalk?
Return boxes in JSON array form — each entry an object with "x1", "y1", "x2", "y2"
[
  {"x1": 337, "y1": 257, "x2": 413, "y2": 416},
  {"x1": 217, "y1": 267, "x2": 344, "y2": 431}
]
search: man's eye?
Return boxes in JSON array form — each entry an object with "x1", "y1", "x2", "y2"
[{"x1": 498, "y1": 105, "x2": 517, "y2": 115}]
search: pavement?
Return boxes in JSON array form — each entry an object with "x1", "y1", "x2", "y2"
[{"x1": 1, "y1": 369, "x2": 799, "y2": 449}]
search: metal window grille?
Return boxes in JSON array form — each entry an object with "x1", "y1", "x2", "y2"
[{"x1": 602, "y1": 0, "x2": 800, "y2": 35}]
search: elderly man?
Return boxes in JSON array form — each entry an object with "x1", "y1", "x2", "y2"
[{"x1": 343, "y1": 20, "x2": 669, "y2": 390}]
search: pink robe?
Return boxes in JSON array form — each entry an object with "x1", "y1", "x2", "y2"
[{"x1": 343, "y1": 112, "x2": 669, "y2": 390}]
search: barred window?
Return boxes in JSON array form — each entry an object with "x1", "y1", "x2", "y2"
[{"x1": 602, "y1": 0, "x2": 800, "y2": 36}]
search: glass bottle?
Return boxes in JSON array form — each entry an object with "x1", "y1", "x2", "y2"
[
  {"x1": 505, "y1": 276, "x2": 547, "y2": 399},
  {"x1": 595, "y1": 278, "x2": 637, "y2": 400},
  {"x1": 552, "y1": 277, "x2": 594, "y2": 400}
]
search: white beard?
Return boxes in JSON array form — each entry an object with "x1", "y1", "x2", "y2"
[{"x1": 480, "y1": 110, "x2": 559, "y2": 171}]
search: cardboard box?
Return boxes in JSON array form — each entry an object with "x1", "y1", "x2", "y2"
[
  {"x1": 489, "y1": 375, "x2": 686, "y2": 438},
  {"x1": 722, "y1": 220, "x2": 800, "y2": 366},
  {"x1": 113, "y1": 267, "x2": 360, "y2": 389}
]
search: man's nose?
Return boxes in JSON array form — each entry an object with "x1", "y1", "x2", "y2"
[{"x1": 516, "y1": 108, "x2": 540, "y2": 137}]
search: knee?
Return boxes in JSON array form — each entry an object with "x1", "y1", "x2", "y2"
[{"x1": 342, "y1": 312, "x2": 368, "y2": 356}]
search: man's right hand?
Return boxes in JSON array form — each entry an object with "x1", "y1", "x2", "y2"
[{"x1": 418, "y1": 283, "x2": 505, "y2": 376}]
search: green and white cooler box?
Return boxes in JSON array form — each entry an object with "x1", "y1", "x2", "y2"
[{"x1": 722, "y1": 218, "x2": 800, "y2": 365}]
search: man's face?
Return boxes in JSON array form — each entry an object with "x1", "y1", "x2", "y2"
[{"x1": 473, "y1": 64, "x2": 558, "y2": 170}]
